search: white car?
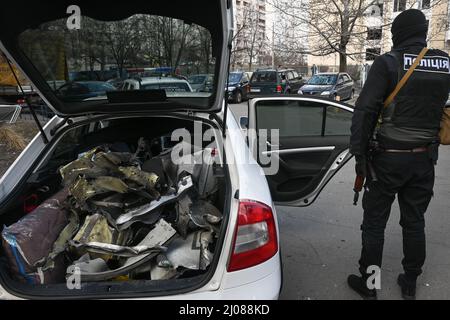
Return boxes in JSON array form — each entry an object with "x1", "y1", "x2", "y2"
[
  {"x1": 122, "y1": 77, "x2": 194, "y2": 93},
  {"x1": 0, "y1": 1, "x2": 353, "y2": 300}
]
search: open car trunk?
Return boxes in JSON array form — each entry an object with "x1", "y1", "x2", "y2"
[{"x1": 0, "y1": 114, "x2": 229, "y2": 299}]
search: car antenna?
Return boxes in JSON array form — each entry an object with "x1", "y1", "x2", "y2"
[
  {"x1": 222, "y1": 42, "x2": 232, "y2": 138},
  {"x1": 2, "y1": 53, "x2": 49, "y2": 144}
]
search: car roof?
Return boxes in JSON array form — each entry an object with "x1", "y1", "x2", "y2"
[
  {"x1": 123, "y1": 77, "x2": 189, "y2": 85},
  {"x1": 139, "y1": 77, "x2": 189, "y2": 84},
  {"x1": 254, "y1": 68, "x2": 296, "y2": 73},
  {"x1": 0, "y1": 0, "x2": 227, "y2": 115},
  {"x1": 254, "y1": 69, "x2": 276, "y2": 72}
]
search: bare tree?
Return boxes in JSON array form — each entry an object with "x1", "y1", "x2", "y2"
[
  {"x1": 156, "y1": 17, "x2": 194, "y2": 70},
  {"x1": 231, "y1": 9, "x2": 251, "y2": 69},
  {"x1": 269, "y1": 0, "x2": 379, "y2": 72},
  {"x1": 269, "y1": 0, "x2": 447, "y2": 72},
  {"x1": 232, "y1": 4, "x2": 269, "y2": 70},
  {"x1": 270, "y1": 10, "x2": 308, "y2": 68},
  {"x1": 104, "y1": 17, "x2": 143, "y2": 76},
  {"x1": 197, "y1": 27, "x2": 213, "y2": 73}
]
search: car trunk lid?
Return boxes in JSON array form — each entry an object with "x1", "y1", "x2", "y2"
[{"x1": 0, "y1": 1, "x2": 232, "y2": 117}]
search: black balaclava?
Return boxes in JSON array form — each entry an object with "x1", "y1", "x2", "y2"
[{"x1": 391, "y1": 9, "x2": 428, "y2": 48}]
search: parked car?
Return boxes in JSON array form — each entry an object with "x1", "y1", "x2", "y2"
[
  {"x1": 106, "y1": 77, "x2": 126, "y2": 89},
  {"x1": 187, "y1": 74, "x2": 214, "y2": 93},
  {"x1": 122, "y1": 77, "x2": 193, "y2": 93},
  {"x1": 298, "y1": 72, "x2": 355, "y2": 101},
  {"x1": 56, "y1": 81, "x2": 116, "y2": 102},
  {"x1": 69, "y1": 70, "x2": 119, "y2": 82},
  {"x1": 226, "y1": 71, "x2": 251, "y2": 103},
  {"x1": 249, "y1": 68, "x2": 304, "y2": 95},
  {"x1": 0, "y1": 0, "x2": 354, "y2": 300}
]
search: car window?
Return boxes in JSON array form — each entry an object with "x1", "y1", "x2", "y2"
[
  {"x1": 188, "y1": 75, "x2": 206, "y2": 85},
  {"x1": 84, "y1": 83, "x2": 98, "y2": 92},
  {"x1": 251, "y1": 71, "x2": 277, "y2": 83},
  {"x1": 342, "y1": 74, "x2": 351, "y2": 82},
  {"x1": 287, "y1": 72, "x2": 294, "y2": 80},
  {"x1": 142, "y1": 82, "x2": 191, "y2": 92},
  {"x1": 324, "y1": 106, "x2": 352, "y2": 136},
  {"x1": 18, "y1": 14, "x2": 217, "y2": 105},
  {"x1": 242, "y1": 74, "x2": 249, "y2": 83},
  {"x1": 256, "y1": 100, "x2": 324, "y2": 137},
  {"x1": 69, "y1": 84, "x2": 89, "y2": 95},
  {"x1": 292, "y1": 71, "x2": 299, "y2": 79},
  {"x1": 307, "y1": 75, "x2": 337, "y2": 85},
  {"x1": 58, "y1": 85, "x2": 70, "y2": 95},
  {"x1": 87, "y1": 83, "x2": 115, "y2": 92},
  {"x1": 228, "y1": 73, "x2": 242, "y2": 83},
  {"x1": 256, "y1": 100, "x2": 352, "y2": 138}
]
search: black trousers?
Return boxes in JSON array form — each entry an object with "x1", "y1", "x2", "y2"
[{"x1": 358, "y1": 151, "x2": 435, "y2": 282}]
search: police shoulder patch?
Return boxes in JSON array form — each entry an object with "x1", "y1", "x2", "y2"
[{"x1": 403, "y1": 53, "x2": 450, "y2": 74}]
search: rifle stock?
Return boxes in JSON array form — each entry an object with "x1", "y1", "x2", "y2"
[{"x1": 353, "y1": 174, "x2": 365, "y2": 205}]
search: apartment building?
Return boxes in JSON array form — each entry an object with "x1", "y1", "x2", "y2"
[
  {"x1": 232, "y1": 0, "x2": 272, "y2": 70},
  {"x1": 308, "y1": 0, "x2": 450, "y2": 74}
]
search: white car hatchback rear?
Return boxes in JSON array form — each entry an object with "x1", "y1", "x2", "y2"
[{"x1": 0, "y1": 0, "x2": 353, "y2": 299}]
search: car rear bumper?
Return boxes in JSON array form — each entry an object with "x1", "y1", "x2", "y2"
[
  {"x1": 0, "y1": 253, "x2": 282, "y2": 300},
  {"x1": 168, "y1": 252, "x2": 282, "y2": 300}
]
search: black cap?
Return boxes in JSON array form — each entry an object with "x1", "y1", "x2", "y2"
[{"x1": 391, "y1": 9, "x2": 428, "y2": 47}]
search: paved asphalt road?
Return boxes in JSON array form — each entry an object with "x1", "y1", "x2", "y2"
[{"x1": 229, "y1": 100, "x2": 450, "y2": 300}]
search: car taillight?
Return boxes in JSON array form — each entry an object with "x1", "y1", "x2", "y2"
[
  {"x1": 276, "y1": 85, "x2": 282, "y2": 93},
  {"x1": 227, "y1": 200, "x2": 278, "y2": 272},
  {"x1": 16, "y1": 98, "x2": 26, "y2": 105}
]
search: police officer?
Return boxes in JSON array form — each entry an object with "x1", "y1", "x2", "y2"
[{"x1": 348, "y1": 9, "x2": 450, "y2": 300}]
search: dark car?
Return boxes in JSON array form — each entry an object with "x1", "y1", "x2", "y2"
[
  {"x1": 56, "y1": 81, "x2": 116, "y2": 102},
  {"x1": 226, "y1": 71, "x2": 251, "y2": 103},
  {"x1": 249, "y1": 68, "x2": 304, "y2": 95},
  {"x1": 187, "y1": 74, "x2": 214, "y2": 93},
  {"x1": 299, "y1": 72, "x2": 354, "y2": 101}
]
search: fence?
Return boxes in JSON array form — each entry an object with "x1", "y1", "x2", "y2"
[{"x1": 0, "y1": 105, "x2": 21, "y2": 124}]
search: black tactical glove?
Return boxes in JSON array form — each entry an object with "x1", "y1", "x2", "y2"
[{"x1": 354, "y1": 155, "x2": 367, "y2": 178}]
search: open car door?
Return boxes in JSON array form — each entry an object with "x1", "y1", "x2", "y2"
[{"x1": 246, "y1": 96, "x2": 354, "y2": 206}]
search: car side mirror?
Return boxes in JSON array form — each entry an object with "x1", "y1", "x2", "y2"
[{"x1": 239, "y1": 116, "x2": 249, "y2": 129}]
